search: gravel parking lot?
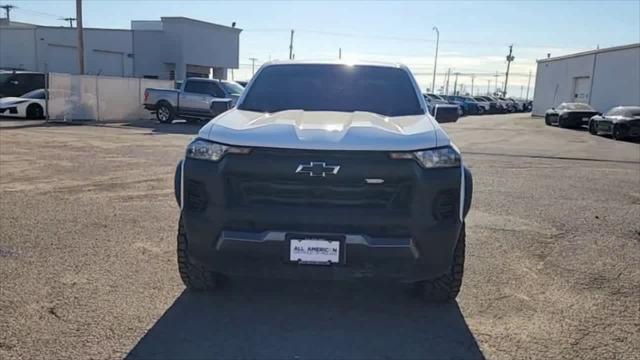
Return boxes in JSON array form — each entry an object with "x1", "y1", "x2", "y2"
[{"x1": 1, "y1": 114, "x2": 639, "y2": 359}]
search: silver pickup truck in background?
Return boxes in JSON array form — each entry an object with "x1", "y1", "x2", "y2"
[{"x1": 144, "y1": 78, "x2": 245, "y2": 123}]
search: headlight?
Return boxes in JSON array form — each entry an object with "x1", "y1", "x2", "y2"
[
  {"x1": 390, "y1": 146, "x2": 461, "y2": 168},
  {"x1": 186, "y1": 139, "x2": 250, "y2": 161}
]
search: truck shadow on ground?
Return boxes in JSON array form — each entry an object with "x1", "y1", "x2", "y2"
[
  {"x1": 126, "y1": 278, "x2": 483, "y2": 359},
  {"x1": 122, "y1": 119, "x2": 203, "y2": 135}
]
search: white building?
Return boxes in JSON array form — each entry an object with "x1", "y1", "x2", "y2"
[
  {"x1": 532, "y1": 43, "x2": 640, "y2": 116},
  {"x1": 0, "y1": 17, "x2": 241, "y2": 81}
]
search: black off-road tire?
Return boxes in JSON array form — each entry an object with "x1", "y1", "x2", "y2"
[
  {"x1": 156, "y1": 102, "x2": 175, "y2": 124},
  {"x1": 415, "y1": 225, "x2": 466, "y2": 303},
  {"x1": 26, "y1": 103, "x2": 44, "y2": 119},
  {"x1": 177, "y1": 216, "x2": 221, "y2": 291}
]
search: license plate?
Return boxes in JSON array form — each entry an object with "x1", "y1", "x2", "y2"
[{"x1": 290, "y1": 239, "x2": 340, "y2": 264}]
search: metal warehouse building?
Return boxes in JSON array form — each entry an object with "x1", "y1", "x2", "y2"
[
  {"x1": 532, "y1": 43, "x2": 640, "y2": 116},
  {"x1": 0, "y1": 17, "x2": 240, "y2": 81}
]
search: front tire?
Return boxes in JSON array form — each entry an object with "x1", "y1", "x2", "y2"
[
  {"x1": 26, "y1": 103, "x2": 44, "y2": 119},
  {"x1": 156, "y1": 102, "x2": 175, "y2": 124},
  {"x1": 612, "y1": 125, "x2": 625, "y2": 141},
  {"x1": 545, "y1": 115, "x2": 551, "y2": 126},
  {"x1": 415, "y1": 224, "x2": 466, "y2": 303},
  {"x1": 589, "y1": 121, "x2": 598, "y2": 135},
  {"x1": 177, "y1": 215, "x2": 222, "y2": 291}
]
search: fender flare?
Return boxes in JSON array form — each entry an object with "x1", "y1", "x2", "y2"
[
  {"x1": 463, "y1": 166, "x2": 473, "y2": 218},
  {"x1": 174, "y1": 159, "x2": 183, "y2": 207}
]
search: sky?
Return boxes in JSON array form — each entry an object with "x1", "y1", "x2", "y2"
[{"x1": 5, "y1": 0, "x2": 640, "y2": 97}]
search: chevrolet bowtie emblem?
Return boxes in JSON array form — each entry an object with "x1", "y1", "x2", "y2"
[{"x1": 295, "y1": 162, "x2": 340, "y2": 177}]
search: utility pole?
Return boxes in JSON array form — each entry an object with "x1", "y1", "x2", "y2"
[
  {"x1": 431, "y1": 26, "x2": 439, "y2": 94},
  {"x1": 61, "y1": 17, "x2": 76, "y2": 27},
  {"x1": 525, "y1": 69, "x2": 532, "y2": 100},
  {"x1": 444, "y1": 68, "x2": 451, "y2": 95},
  {"x1": 493, "y1": 71, "x2": 499, "y2": 95},
  {"x1": 503, "y1": 44, "x2": 515, "y2": 97},
  {"x1": 248, "y1": 57, "x2": 258, "y2": 75},
  {"x1": 452, "y1": 72, "x2": 459, "y2": 96},
  {"x1": 520, "y1": 85, "x2": 524, "y2": 99},
  {"x1": 470, "y1": 74, "x2": 475, "y2": 96},
  {"x1": 338, "y1": 48, "x2": 342, "y2": 60},
  {"x1": 486, "y1": 80, "x2": 490, "y2": 95},
  {"x1": 289, "y1": 29, "x2": 295, "y2": 60},
  {"x1": 1, "y1": 4, "x2": 15, "y2": 21},
  {"x1": 76, "y1": 0, "x2": 85, "y2": 75}
]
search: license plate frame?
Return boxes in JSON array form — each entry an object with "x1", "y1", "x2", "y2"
[{"x1": 286, "y1": 233, "x2": 345, "y2": 265}]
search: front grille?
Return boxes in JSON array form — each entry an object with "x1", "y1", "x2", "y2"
[
  {"x1": 433, "y1": 189, "x2": 457, "y2": 221},
  {"x1": 224, "y1": 219, "x2": 410, "y2": 238},
  {"x1": 185, "y1": 180, "x2": 207, "y2": 212},
  {"x1": 228, "y1": 178, "x2": 412, "y2": 211}
]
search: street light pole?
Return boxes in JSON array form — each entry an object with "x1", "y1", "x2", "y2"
[{"x1": 431, "y1": 26, "x2": 439, "y2": 93}]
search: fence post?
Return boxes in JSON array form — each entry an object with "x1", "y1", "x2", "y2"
[{"x1": 95, "y1": 75, "x2": 100, "y2": 122}]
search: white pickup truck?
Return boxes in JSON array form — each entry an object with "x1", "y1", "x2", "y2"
[
  {"x1": 143, "y1": 78, "x2": 244, "y2": 123},
  {"x1": 174, "y1": 61, "x2": 473, "y2": 302}
]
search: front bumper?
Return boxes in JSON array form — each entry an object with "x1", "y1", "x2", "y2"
[{"x1": 176, "y1": 149, "x2": 473, "y2": 282}]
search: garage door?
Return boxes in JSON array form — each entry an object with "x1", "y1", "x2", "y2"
[
  {"x1": 573, "y1": 77, "x2": 590, "y2": 102},
  {"x1": 47, "y1": 44, "x2": 78, "y2": 74},
  {"x1": 92, "y1": 50, "x2": 124, "y2": 77}
]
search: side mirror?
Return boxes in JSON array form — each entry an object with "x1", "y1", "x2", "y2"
[
  {"x1": 433, "y1": 104, "x2": 459, "y2": 123},
  {"x1": 210, "y1": 98, "x2": 232, "y2": 116}
]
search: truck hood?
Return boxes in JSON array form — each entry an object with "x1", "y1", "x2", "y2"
[{"x1": 199, "y1": 109, "x2": 447, "y2": 151}]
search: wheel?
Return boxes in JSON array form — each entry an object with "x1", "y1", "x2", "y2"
[
  {"x1": 156, "y1": 102, "x2": 175, "y2": 123},
  {"x1": 558, "y1": 117, "x2": 568, "y2": 128},
  {"x1": 177, "y1": 215, "x2": 222, "y2": 291},
  {"x1": 478, "y1": 107, "x2": 485, "y2": 115},
  {"x1": 414, "y1": 224, "x2": 466, "y2": 303},
  {"x1": 545, "y1": 115, "x2": 551, "y2": 126},
  {"x1": 26, "y1": 103, "x2": 44, "y2": 119},
  {"x1": 612, "y1": 125, "x2": 625, "y2": 141},
  {"x1": 589, "y1": 121, "x2": 598, "y2": 135}
]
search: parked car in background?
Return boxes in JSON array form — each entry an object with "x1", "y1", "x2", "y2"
[
  {"x1": 0, "y1": 71, "x2": 45, "y2": 99},
  {"x1": 446, "y1": 95, "x2": 480, "y2": 115},
  {"x1": 476, "y1": 96, "x2": 501, "y2": 113},
  {"x1": 423, "y1": 94, "x2": 460, "y2": 119},
  {"x1": 588, "y1": 106, "x2": 640, "y2": 140},
  {"x1": 426, "y1": 93, "x2": 463, "y2": 116},
  {"x1": 545, "y1": 103, "x2": 599, "y2": 128},
  {"x1": 144, "y1": 78, "x2": 244, "y2": 123},
  {"x1": 0, "y1": 89, "x2": 46, "y2": 119},
  {"x1": 506, "y1": 98, "x2": 526, "y2": 112},
  {"x1": 472, "y1": 97, "x2": 491, "y2": 115},
  {"x1": 496, "y1": 97, "x2": 516, "y2": 113}
]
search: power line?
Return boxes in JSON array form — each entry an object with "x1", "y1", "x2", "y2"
[{"x1": 14, "y1": 7, "x2": 65, "y2": 19}]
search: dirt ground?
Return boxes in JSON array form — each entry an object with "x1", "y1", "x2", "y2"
[{"x1": 1, "y1": 114, "x2": 639, "y2": 359}]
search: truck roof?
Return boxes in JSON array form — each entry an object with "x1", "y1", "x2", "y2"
[{"x1": 261, "y1": 59, "x2": 407, "y2": 69}]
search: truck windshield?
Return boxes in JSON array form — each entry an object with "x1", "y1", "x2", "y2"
[
  {"x1": 239, "y1": 64, "x2": 424, "y2": 117},
  {"x1": 0, "y1": 73, "x2": 10, "y2": 84},
  {"x1": 221, "y1": 81, "x2": 244, "y2": 96}
]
